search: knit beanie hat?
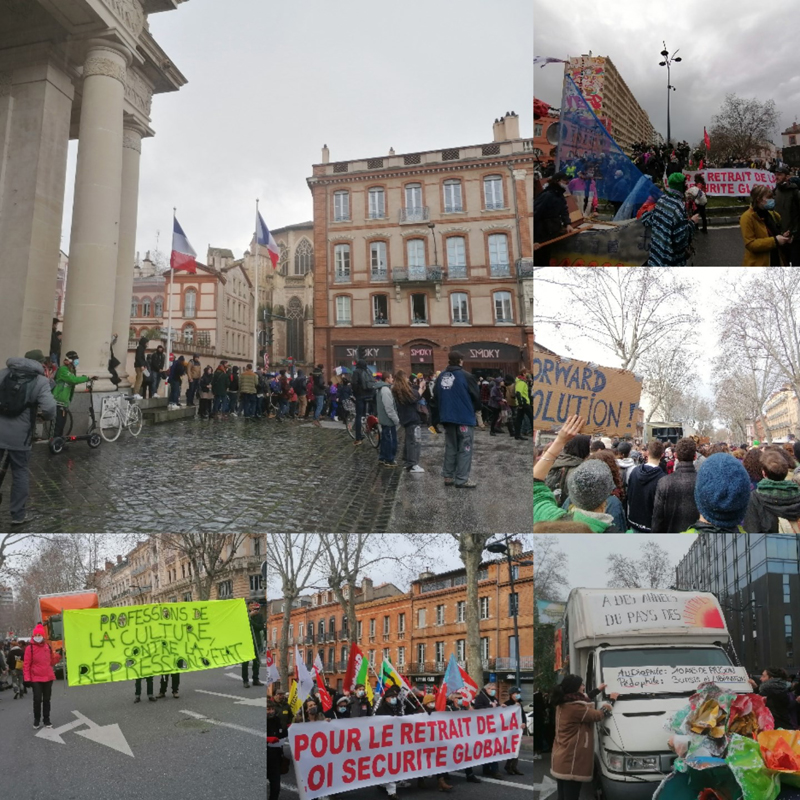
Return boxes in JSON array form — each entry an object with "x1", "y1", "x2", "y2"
[
  {"x1": 694, "y1": 453, "x2": 751, "y2": 529},
  {"x1": 566, "y1": 459, "x2": 614, "y2": 511},
  {"x1": 668, "y1": 171, "x2": 686, "y2": 189},
  {"x1": 561, "y1": 674, "x2": 582, "y2": 695}
]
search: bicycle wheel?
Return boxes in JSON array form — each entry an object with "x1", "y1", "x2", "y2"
[
  {"x1": 366, "y1": 417, "x2": 381, "y2": 449},
  {"x1": 345, "y1": 415, "x2": 356, "y2": 439},
  {"x1": 126, "y1": 403, "x2": 143, "y2": 436},
  {"x1": 99, "y1": 403, "x2": 123, "y2": 443}
]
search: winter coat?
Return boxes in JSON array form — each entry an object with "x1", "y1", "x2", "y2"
[
  {"x1": 374, "y1": 381, "x2": 399, "y2": 427},
  {"x1": 312, "y1": 368, "x2": 326, "y2": 397},
  {"x1": 0, "y1": 358, "x2": 57, "y2": 451},
  {"x1": 186, "y1": 360, "x2": 202, "y2": 381},
  {"x1": 550, "y1": 700, "x2": 607, "y2": 782},
  {"x1": 626, "y1": 463, "x2": 666, "y2": 532},
  {"x1": 740, "y1": 207, "x2": 787, "y2": 266},
  {"x1": 758, "y1": 678, "x2": 794, "y2": 730},
  {"x1": 376, "y1": 697, "x2": 403, "y2": 716},
  {"x1": 682, "y1": 521, "x2": 747, "y2": 533},
  {"x1": 616, "y1": 456, "x2": 637, "y2": 485},
  {"x1": 431, "y1": 365, "x2": 480, "y2": 427},
  {"x1": 211, "y1": 367, "x2": 229, "y2": 397},
  {"x1": 536, "y1": 480, "x2": 618, "y2": 532},
  {"x1": 267, "y1": 713, "x2": 289, "y2": 745},
  {"x1": 774, "y1": 181, "x2": 800, "y2": 237},
  {"x1": 150, "y1": 349, "x2": 166, "y2": 373},
  {"x1": 23, "y1": 626, "x2": 60, "y2": 683},
  {"x1": 395, "y1": 387, "x2": 421, "y2": 427},
  {"x1": 742, "y1": 478, "x2": 800, "y2": 533},
  {"x1": 504, "y1": 696, "x2": 528, "y2": 727},
  {"x1": 651, "y1": 462, "x2": 699, "y2": 533},
  {"x1": 489, "y1": 381, "x2": 504, "y2": 409},
  {"x1": 238, "y1": 369, "x2": 258, "y2": 395},
  {"x1": 134, "y1": 336, "x2": 148, "y2": 368},
  {"x1": 515, "y1": 378, "x2": 530, "y2": 406},
  {"x1": 169, "y1": 359, "x2": 186, "y2": 382},
  {"x1": 349, "y1": 695, "x2": 373, "y2": 717},
  {"x1": 533, "y1": 184, "x2": 571, "y2": 243},
  {"x1": 544, "y1": 453, "x2": 585, "y2": 500},
  {"x1": 473, "y1": 689, "x2": 500, "y2": 709},
  {"x1": 52, "y1": 363, "x2": 89, "y2": 406},
  {"x1": 351, "y1": 366, "x2": 374, "y2": 398},
  {"x1": 562, "y1": 493, "x2": 626, "y2": 533},
  {"x1": 8, "y1": 645, "x2": 23, "y2": 671},
  {"x1": 641, "y1": 187, "x2": 696, "y2": 266},
  {"x1": 199, "y1": 372, "x2": 214, "y2": 399}
]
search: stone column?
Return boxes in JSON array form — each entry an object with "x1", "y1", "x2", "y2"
[
  {"x1": 111, "y1": 120, "x2": 147, "y2": 388},
  {"x1": 61, "y1": 39, "x2": 131, "y2": 389}
]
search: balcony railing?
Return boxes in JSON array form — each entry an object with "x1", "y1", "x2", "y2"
[
  {"x1": 326, "y1": 632, "x2": 336, "y2": 643},
  {"x1": 373, "y1": 318, "x2": 389, "y2": 326},
  {"x1": 334, "y1": 272, "x2": 351, "y2": 283},
  {"x1": 131, "y1": 564, "x2": 150, "y2": 577},
  {"x1": 370, "y1": 269, "x2": 388, "y2": 281},
  {"x1": 338, "y1": 629, "x2": 349, "y2": 640},
  {"x1": 391, "y1": 266, "x2": 443, "y2": 283},
  {"x1": 447, "y1": 265, "x2": 467, "y2": 280},
  {"x1": 490, "y1": 262, "x2": 511, "y2": 278},
  {"x1": 399, "y1": 206, "x2": 429, "y2": 224},
  {"x1": 516, "y1": 258, "x2": 533, "y2": 279},
  {"x1": 305, "y1": 634, "x2": 314, "y2": 644},
  {"x1": 382, "y1": 633, "x2": 390, "y2": 642},
  {"x1": 495, "y1": 656, "x2": 534, "y2": 670},
  {"x1": 368, "y1": 635, "x2": 376, "y2": 643}
]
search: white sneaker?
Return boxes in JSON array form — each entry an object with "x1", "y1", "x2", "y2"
[
  {"x1": 231, "y1": 411, "x2": 238, "y2": 417},
  {"x1": 408, "y1": 465, "x2": 425, "y2": 473},
  {"x1": 132, "y1": 394, "x2": 142, "y2": 400}
]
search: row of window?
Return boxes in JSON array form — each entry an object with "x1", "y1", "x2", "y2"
[
  {"x1": 333, "y1": 233, "x2": 512, "y2": 282},
  {"x1": 277, "y1": 239, "x2": 314, "y2": 276},
  {"x1": 332, "y1": 176, "x2": 506, "y2": 222},
  {"x1": 334, "y1": 291, "x2": 514, "y2": 327},
  {"x1": 131, "y1": 297, "x2": 163, "y2": 318},
  {"x1": 273, "y1": 595, "x2": 519, "y2": 644}
]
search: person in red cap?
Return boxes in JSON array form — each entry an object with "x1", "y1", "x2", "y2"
[{"x1": 23, "y1": 623, "x2": 61, "y2": 729}]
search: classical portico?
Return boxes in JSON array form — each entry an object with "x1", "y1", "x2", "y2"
[{"x1": 0, "y1": 0, "x2": 187, "y2": 390}]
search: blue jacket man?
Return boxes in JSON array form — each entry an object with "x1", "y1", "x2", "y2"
[{"x1": 432, "y1": 352, "x2": 481, "y2": 488}]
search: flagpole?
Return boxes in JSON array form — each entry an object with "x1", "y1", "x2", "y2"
[
  {"x1": 165, "y1": 207, "x2": 176, "y2": 398},
  {"x1": 253, "y1": 199, "x2": 260, "y2": 368}
]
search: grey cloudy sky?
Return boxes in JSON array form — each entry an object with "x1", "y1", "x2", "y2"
[
  {"x1": 533, "y1": 267, "x2": 766, "y2": 405},
  {"x1": 539, "y1": 534, "x2": 698, "y2": 590},
  {"x1": 533, "y1": 0, "x2": 800, "y2": 147},
  {"x1": 60, "y1": 0, "x2": 533, "y2": 262}
]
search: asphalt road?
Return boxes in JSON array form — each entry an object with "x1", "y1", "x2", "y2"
[
  {"x1": 277, "y1": 733, "x2": 534, "y2": 799},
  {"x1": 691, "y1": 225, "x2": 749, "y2": 266},
  {"x1": 0, "y1": 656, "x2": 266, "y2": 800}
]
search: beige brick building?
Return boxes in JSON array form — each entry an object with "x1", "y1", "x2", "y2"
[
  {"x1": 308, "y1": 114, "x2": 534, "y2": 379},
  {"x1": 763, "y1": 386, "x2": 800, "y2": 441}
]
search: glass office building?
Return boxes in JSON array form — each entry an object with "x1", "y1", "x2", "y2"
[{"x1": 675, "y1": 534, "x2": 800, "y2": 674}]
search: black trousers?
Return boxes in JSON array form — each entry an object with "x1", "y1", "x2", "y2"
[
  {"x1": 32, "y1": 680, "x2": 53, "y2": 724},
  {"x1": 135, "y1": 676, "x2": 154, "y2": 696},
  {"x1": 54, "y1": 406, "x2": 69, "y2": 437},
  {"x1": 267, "y1": 747, "x2": 283, "y2": 800},
  {"x1": 242, "y1": 657, "x2": 260, "y2": 682},
  {"x1": 160, "y1": 673, "x2": 180, "y2": 694},
  {"x1": 515, "y1": 404, "x2": 533, "y2": 437},
  {"x1": 557, "y1": 778, "x2": 583, "y2": 800}
]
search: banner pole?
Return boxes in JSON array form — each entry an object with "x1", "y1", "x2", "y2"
[
  {"x1": 165, "y1": 206, "x2": 176, "y2": 399},
  {"x1": 253, "y1": 199, "x2": 260, "y2": 368}
]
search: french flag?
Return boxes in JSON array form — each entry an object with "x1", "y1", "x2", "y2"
[
  {"x1": 256, "y1": 210, "x2": 280, "y2": 269},
  {"x1": 170, "y1": 216, "x2": 197, "y2": 273}
]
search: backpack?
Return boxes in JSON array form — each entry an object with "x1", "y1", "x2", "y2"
[
  {"x1": 0, "y1": 369, "x2": 37, "y2": 417},
  {"x1": 292, "y1": 376, "x2": 307, "y2": 395}
]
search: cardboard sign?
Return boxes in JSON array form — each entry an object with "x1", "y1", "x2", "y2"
[
  {"x1": 602, "y1": 664, "x2": 751, "y2": 694},
  {"x1": 63, "y1": 599, "x2": 256, "y2": 686},
  {"x1": 589, "y1": 591, "x2": 725, "y2": 634},
  {"x1": 532, "y1": 347, "x2": 642, "y2": 436},
  {"x1": 290, "y1": 706, "x2": 523, "y2": 800}
]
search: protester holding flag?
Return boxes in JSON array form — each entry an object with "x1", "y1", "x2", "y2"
[
  {"x1": 267, "y1": 697, "x2": 289, "y2": 800},
  {"x1": 503, "y1": 687, "x2": 527, "y2": 776},
  {"x1": 473, "y1": 681, "x2": 506, "y2": 780}
]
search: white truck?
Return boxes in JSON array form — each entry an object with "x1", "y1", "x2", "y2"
[{"x1": 559, "y1": 588, "x2": 751, "y2": 800}]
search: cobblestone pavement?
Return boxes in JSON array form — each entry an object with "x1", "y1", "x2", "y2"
[{"x1": 7, "y1": 416, "x2": 531, "y2": 533}]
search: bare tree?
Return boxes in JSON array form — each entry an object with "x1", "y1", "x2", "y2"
[
  {"x1": 607, "y1": 541, "x2": 673, "y2": 589},
  {"x1": 710, "y1": 94, "x2": 780, "y2": 163},
  {"x1": 639, "y1": 341, "x2": 698, "y2": 423},
  {"x1": 533, "y1": 267, "x2": 697, "y2": 372},
  {"x1": 0, "y1": 534, "x2": 54, "y2": 578},
  {"x1": 674, "y1": 392, "x2": 716, "y2": 438},
  {"x1": 534, "y1": 535, "x2": 569, "y2": 602},
  {"x1": 265, "y1": 534, "x2": 324, "y2": 691},
  {"x1": 156, "y1": 533, "x2": 253, "y2": 601}
]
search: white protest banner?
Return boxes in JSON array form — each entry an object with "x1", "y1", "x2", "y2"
[
  {"x1": 289, "y1": 705, "x2": 523, "y2": 800},
  {"x1": 589, "y1": 591, "x2": 726, "y2": 634},
  {"x1": 684, "y1": 169, "x2": 776, "y2": 197},
  {"x1": 602, "y1": 665, "x2": 751, "y2": 695}
]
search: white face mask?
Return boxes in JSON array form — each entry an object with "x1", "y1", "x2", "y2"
[{"x1": 34, "y1": 636, "x2": 44, "y2": 643}]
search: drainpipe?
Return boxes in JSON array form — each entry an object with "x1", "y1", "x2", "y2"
[{"x1": 507, "y1": 160, "x2": 527, "y2": 334}]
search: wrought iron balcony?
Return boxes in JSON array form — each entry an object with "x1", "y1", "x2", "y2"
[
  {"x1": 325, "y1": 632, "x2": 336, "y2": 643},
  {"x1": 373, "y1": 318, "x2": 389, "y2": 326},
  {"x1": 382, "y1": 633, "x2": 390, "y2": 642},
  {"x1": 399, "y1": 206, "x2": 429, "y2": 224},
  {"x1": 446, "y1": 265, "x2": 467, "y2": 280},
  {"x1": 370, "y1": 269, "x2": 388, "y2": 281},
  {"x1": 490, "y1": 262, "x2": 511, "y2": 278},
  {"x1": 305, "y1": 634, "x2": 314, "y2": 644},
  {"x1": 338, "y1": 629, "x2": 349, "y2": 640},
  {"x1": 495, "y1": 656, "x2": 534, "y2": 669},
  {"x1": 334, "y1": 272, "x2": 351, "y2": 283},
  {"x1": 516, "y1": 258, "x2": 533, "y2": 279},
  {"x1": 391, "y1": 266, "x2": 443, "y2": 283}
]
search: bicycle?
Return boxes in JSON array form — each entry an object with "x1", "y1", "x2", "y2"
[
  {"x1": 118, "y1": 395, "x2": 143, "y2": 437},
  {"x1": 344, "y1": 398, "x2": 380, "y2": 448},
  {"x1": 99, "y1": 394, "x2": 142, "y2": 441}
]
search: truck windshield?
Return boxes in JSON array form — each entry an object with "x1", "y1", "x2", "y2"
[{"x1": 601, "y1": 648, "x2": 731, "y2": 669}]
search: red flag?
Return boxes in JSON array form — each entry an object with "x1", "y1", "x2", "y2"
[
  {"x1": 316, "y1": 669, "x2": 333, "y2": 712},
  {"x1": 704, "y1": 127, "x2": 710, "y2": 150},
  {"x1": 456, "y1": 665, "x2": 479, "y2": 704},
  {"x1": 699, "y1": 159, "x2": 704, "y2": 170},
  {"x1": 435, "y1": 679, "x2": 448, "y2": 712},
  {"x1": 343, "y1": 643, "x2": 363, "y2": 694}
]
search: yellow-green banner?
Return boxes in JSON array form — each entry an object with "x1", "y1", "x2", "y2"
[{"x1": 63, "y1": 599, "x2": 256, "y2": 686}]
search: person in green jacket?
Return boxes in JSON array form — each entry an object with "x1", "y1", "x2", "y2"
[
  {"x1": 52, "y1": 351, "x2": 96, "y2": 437},
  {"x1": 514, "y1": 373, "x2": 532, "y2": 441}
]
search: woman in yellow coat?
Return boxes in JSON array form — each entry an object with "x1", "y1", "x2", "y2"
[{"x1": 740, "y1": 184, "x2": 791, "y2": 265}]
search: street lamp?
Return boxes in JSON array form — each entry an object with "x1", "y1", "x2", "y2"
[
  {"x1": 658, "y1": 42, "x2": 682, "y2": 148},
  {"x1": 485, "y1": 535, "x2": 533, "y2": 692}
]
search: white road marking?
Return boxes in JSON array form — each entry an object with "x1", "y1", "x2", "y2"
[
  {"x1": 195, "y1": 688, "x2": 266, "y2": 707},
  {"x1": 178, "y1": 709, "x2": 264, "y2": 737},
  {"x1": 36, "y1": 710, "x2": 134, "y2": 758},
  {"x1": 535, "y1": 774, "x2": 557, "y2": 799}
]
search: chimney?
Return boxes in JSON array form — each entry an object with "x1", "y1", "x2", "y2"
[
  {"x1": 504, "y1": 111, "x2": 520, "y2": 140},
  {"x1": 419, "y1": 570, "x2": 434, "y2": 580},
  {"x1": 322, "y1": 144, "x2": 330, "y2": 164},
  {"x1": 105, "y1": 560, "x2": 114, "y2": 571},
  {"x1": 492, "y1": 117, "x2": 507, "y2": 142},
  {"x1": 389, "y1": 147, "x2": 395, "y2": 156},
  {"x1": 508, "y1": 539, "x2": 523, "y2": 557},
  {"x1": 116, "y1": 555, "x2": 122, "y2": 565},
  {"x1": 361, "y1": 577, "x2": 373, "y2": 601}
]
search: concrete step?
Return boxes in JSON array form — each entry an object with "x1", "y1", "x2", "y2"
[
  {"x1": 142, "y1": 405, "x2": 197, "y2": 424},
  {"x1": 134, "y1": 397, "x2": 169, "y2": 410}
]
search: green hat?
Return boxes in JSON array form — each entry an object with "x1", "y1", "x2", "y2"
[
  {"x1": 667, "y1": 172, "x2": 687, "y2": 189},
  {"x1": 24, "y1": 349, "x2": 48, "y2": 364}
]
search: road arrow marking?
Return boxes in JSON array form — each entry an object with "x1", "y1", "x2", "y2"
[
  {"x1": 194, "y1": 689, "x2": 266, "y2": 707},
  {"x1": 178, "y1": 709, "x2": 264, "y2": 737},
  {"x1": 36, "y1": 710, "x2": 134, "y2": 757},
  {"x1": 534, "y1": 774, "x2": 557, "y2": 799}
]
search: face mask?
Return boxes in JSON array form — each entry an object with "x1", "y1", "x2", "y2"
[
  {"x1": 488, "y1": 689, "x2": 496, "y2": 697},
  {"x1": 426, "y1": 704, "x2": 435, "y2": 711},
  {"x1": 307, "y1": 705, "x2": 317, "y2": 714},
  {"x1": 765, "y1": 199, "x2": 776, "y2": 210},
  {"x1": 338, "y1": 707, "x2": 347, "y2": 714},
  {"x1": 388, "y1": 698, "x2": 397, "y2": 706},
  {"x1": 72, "y1": 359, "x2": 79, "y2": 367},
  {"x1": 512, "y1": 694, "x2": 520, "y2": 701},
  {"x1": 34, "y1": 636, "x2": 43, "y2": 643},
  {"x1": 357, "y1": 691, "x2": 365, "y2": 698}
]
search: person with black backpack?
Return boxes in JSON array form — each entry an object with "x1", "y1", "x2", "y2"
[
  {"x1": 350, "y1": 358, "x2": 375, "y2": 445},
  {"x1": 292, "y1": 370, "x2": 308, "y2": 419},
  {"x1": 0, "y1": 350, "x2": 57, "y2": 525},
  {"x1": 311, "y1": 364, "x2": 326, "y2": 426}
]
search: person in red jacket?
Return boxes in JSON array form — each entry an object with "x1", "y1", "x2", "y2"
[{"x1": 23, "y1": 623, "x2": 61, "y2": 730}]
